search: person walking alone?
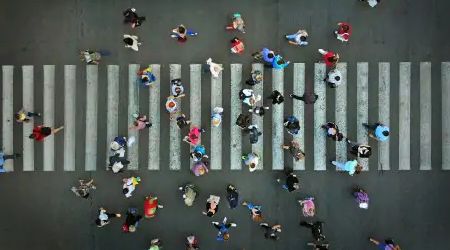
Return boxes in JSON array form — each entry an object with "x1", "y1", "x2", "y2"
[
  {"x1": 318, "y1": 49, "x2": 339, "y2": 68},
  {"x1": 15, "y1": 109, "x2": 40, "y2": 123},
  {"x1": 363, "y1": 122, "x2": 390, "y2": 142},
  {"x1": 330, "y1": 159, "x2": 363, "y2": 176},
  {"x1": 123, "y1": 34, "x2": 142, "y2": 51},
  {"x1": 29, "y1": 125, "x2": 63, "y2": 142},
  {"x1": 289, "y1": 92, "x2": 318, "y2": 104},
  {"x1": 334, "y1": 22, "x2": 352, "y2": 42}
]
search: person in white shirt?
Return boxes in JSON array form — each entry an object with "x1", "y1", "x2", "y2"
[
  {"x1": 123, "y1": 34, "x2": 142, "y2": 51},
  {"x1": 324, "y1": 69, "x2": 342, "y2": 88},
  {"x1": 285, "y1": 29, "x2": 309, "y2": 46},
  {"x1": 206, "y1": 58, "x2": 223, "y2": 78}
]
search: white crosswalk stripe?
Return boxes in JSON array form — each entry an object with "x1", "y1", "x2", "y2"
[
  {"x1": 3, "y1": 62, "x2": 450, "y2": 172},
  {"x1": 252, "y1": 63, "x2": 264, "y2": 170}
]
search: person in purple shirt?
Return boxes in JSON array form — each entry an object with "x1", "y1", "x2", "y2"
[{"x1": 363, "y1": 122, "x2": 390, "y2": 141}]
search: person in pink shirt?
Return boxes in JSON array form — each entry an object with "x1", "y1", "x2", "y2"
[
  {"x1": 130, "y1": 113, "x2": 152, "y2": 131},
  {"x1": 318, "y1": 49, "x2": 339, "y2": 68},
  {"x1": 334, "y1": 22, "x2": 352, "y2": 42}
]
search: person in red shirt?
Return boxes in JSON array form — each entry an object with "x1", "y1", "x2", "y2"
[
  {"x1": 230, "y1": 37, "x2": 245, "y2": 54},
  {"x1": 29, "y1": 125, "x2": 64, "y2": 141},
  {"x1": 334, "y1": 22, "x2": 352, "y2": 42},
  {"x1": 318, "y1": 49, "x2": 339, "y2": 68}
]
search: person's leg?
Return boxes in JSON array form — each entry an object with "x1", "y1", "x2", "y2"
[
  {"x1": 369, "y1": 238, "x2": 380, "y2": 245},
  {"x1": 27, "y1": 112, "x2": 41, "y2": 117},
  {"x1": 52, "y1": 126, "x2": 64, "y2": 134},
  {"x1": 187, "y1": 29, "x2": 198, "y2": 36},
  {"x1": 285, "y1": 34, "x2": 297, "y2": 40},
  {"x1": 300, "y1": 221, "x2": 313, "y2": 228},
  {"x1": 2, "y1": 154, "x2": 20, "y2": 160},
  {"x1": 290, "y1": 94, "x2": 304, "y2": 101},
  {"x1": 331, "y1": 160, "x2": 346, "y2": 170}
]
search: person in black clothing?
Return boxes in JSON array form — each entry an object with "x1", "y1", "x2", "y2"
[
  {"x1": 122, "y1": 208, "x2": 143, "y2": 233},
  {"x1": 277, "y1": 171, "x2": 300, "y2": 192},
  {"x1": 289, "y1": 92, "x2": 319, "y2": 104},
  {"x1": 248, "y1": 125, "x2": 262, "y2": 144},
  {"x1": 259, "y1": 223, "x2": 282, "y2": 240},
  {"x1": 245, "y1": 70, "x2": 263, "y2": 86},
  {"x1": 176, "y1": 114, "x2": 191, "y2": 129},
  {"x1": 226, "y1": 184, "x2": 239, "y2": 209},
  {"x1": 236, "y1": 114, "x2": 251, "y2": 131},
  {"x1": 123, "y1": 8, "x2": 146, "y2": 28},
  {"x1": 284, "y1": 115, "x2": 301, "y2": 135},
  {"x1": 322, "y1": 122, "x2": 344, "y2": 141},
  {"x1": 307, "y1": 242, "x2": 330, "y2": 250},
  {"x1": 267, "y1": 90, "x2": 284, "y2": 104},
  {"x1": 300, "y1": 221, "x2": 326, "y2": 241},
  {"x1": 346, "y1": 139, "x2": 372, "y2": 158}
]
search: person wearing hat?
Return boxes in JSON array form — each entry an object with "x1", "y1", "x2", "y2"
[
  {"x1": 15, "y1": 109, "x2": 41, "y2": 123},
  {"x1": 211, "y1": 107, "x2": 224, "y2": 127},
  {"x1": 324, "y1": 69, "x2": 343, "y2": 88},
  {"x1": 122, "y1": 176, "x2": 141, "y2": 198}
]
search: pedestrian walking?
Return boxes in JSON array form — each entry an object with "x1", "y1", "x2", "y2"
[
  {"x1": 360, "y1": 0, "x2": 381, "y2": 8},
  {"x1": 71, "y1": 179, "x2": 96, "y2": 199},
  {"x1": 176, "y1": 114, "x2": 191, "y2": 129},
  {"x1": 277, "y1": 171, "x2": 300, "y2": 192},
  {"x1": 248, "y1": 106, "x2": 269, "y2": 116},
  {"x1": 346, "y1": 139, "x2": 372, "y2": 158},
  {"x1": 171, "y1": 24, "x2": 198, "y2": 42},
  {"x1": 190, "y1": 145, "x2": 208, "y2": 162},
  {"x1": 230, "y1": 37, "x2": 245, "y2": 54},
  {"x1": 138, "y1": 66, "x2": 157, "y2": 87},
  {"x1": 130, "y1": 113, "x2": 152, "y2": 131},
  {"x1": 144, "y1": 195, "x2": 164, "y2": 218},
  {"x1": 29, "y1": 125, "x2": 64, "y2": 141},
  {"x1": 96, "y1": 207, "x2": 121, "y2": 228},
  {"x1": 235, "y1": 114, "x2": 252, "y2": 131},
  {"x1": 225, "y1": 13, "x2": 245, "y2": 33},
  {"x1": 226, "y1": 184, "x2": 239, "y2": 209},
  {"x1": 165, "y1": 94, "x2": 185, "y2": 116},
  {"x1": 205, "y1": 58, "x2": 223, "y2": 78},
  {"x1": 122, "y1": 207, "x2": 142, "y2": 233},
  {"x1": 248, "y1": 125, "x2": 262, "y2": 144},
  {"x1": 191, "y1": 160, "x2": 209, "y2": 177},
  {"x1": 108, "y1": 154, "x2": 130, "y2": 173},
  {"x1": 179, "y1": 183, "x2": 198, "y2": 207},
  {"x1": 318, "y1": 49, "x2": 339, "y2": 68},
  {"x1": 334, "y1": 22, "x2": 352, "y2": 42},
  {"x1": 242, "y1": 152, "x2": 260, "y2": 172},
  {"x1": 272, "y1": 55, "x2": 290, "y2": 69},
  {"x1": 123, "y1": 8, "x2": 146, "y2": 28},
  {"x1": 369, "y1": 237, "x2": 401, "y2": 250},
  {"x1": 211, "y1": 107, "x2": 224, "y2": 127},
  {"x1": 299, "y1": 197, "x2": 316, "y2": 217},
  {"x1": 15, "y1": 109, "x2": 40, "y2": 123},
  {"x1": 186, "y1": 235, "x2": 200, "y2": 250},
  {"x1": 268, "y1": 90, "x2": 284, "y2": 104},
  {"x1": 284, "y1": 115, "x2": 300, "y2": 135},
  {"x1": 212, "y1": 217, "x2": 237, "y2": 241},
  {"x1": 324, "y1": 68, "x2": 343, "y2": 88},
  {"x1": 0, "y1": 151, "x2": 20, "y2": 173},
  {"x1": 80, "y1": 50, "x2": 101, "y2": 64},
  {"x1": 240, "y1": 88, "x2": 262, "y2": 107},
  {"x1": 300, "y1": 221, "x2": 326, "y2": 241},
  {"x1": 123, "y1": 34, "x2": 142, "y2": 51},
  {"x1": 183, "y1": 126, "x2": 205, "y2": 146},
  {"x1": 282, "y1": 140, "x2": 305, "y2": 161},
  {"x1": 353, "y1": 187, "x2": 369, "y2": 209},
  {"x1": 148, "y1": 238, "x2": 162, "y2": 250},
  {"x1": 245, "y1": 69, "x2": 263, "y2": 86},
  {"x1": 330, "y1": 159, "x2": 363, "y2": 176},
  {"x1": 289, "y1": 92, "x2": 319, "y2": 104},
  {"x1": 203, "y1": 195, "x2": 220, "y2": 217},
  {"x1": 307, "y1": 242, "x2": 330, "y2": 250},
  {"x1": 259, "y1": 223, "x2": 282, "y2": 240},
  {"x1": 242, "y1": 201, "x2": 263, "y2": 222},
  {"x1": 170, "y1": 78, "x2": 185, "y2": 97},
  {"x1": 363, "y1": 122, "x2": 390, "y2": 142},
  {"x1": 252, "y1": 48, "x2": 275, "y2": 65},
  {"x1": 322, "y1": 122, "x2": 344, "y2": 141},
  {"x1": 122, "y1": 176, "x2": 141, "y2": 198},
  {"x1": 285, "y1": 29, "x2": 309, "y2": 46}
]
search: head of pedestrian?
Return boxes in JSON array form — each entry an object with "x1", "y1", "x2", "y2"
[
  {"x1": 223, "y1": 233, "x2": 230, "y2": 241},
  {"x1": 268, "y1": 52, "x2": 274, "y2": 59},
  {"x1": 277, "y1": 58, "x2": 285, "y2": 65},
  {"x1": 354, "y1": 165, "x2": 363, "y2": 175},
  {"x1": 178, "y1": 25, "x2": 186, "y2": 34},
  {"x1": 342, "y1": 24, "x2": 350, "y2": 32},
  {"x1": 300, "y1": 36, "x2": 307, "y2": 42},
  {"x1": 382, "y1": 130, "x2": 390, "y2": 137},
  {"x1": 28, "y1": 134, "x2": 35, "y2": 139}
]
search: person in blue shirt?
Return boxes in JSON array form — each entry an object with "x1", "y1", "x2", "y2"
[
  {"x1": 363, "y1": 122, "x2": 390, "y2": 142},
  {"x1": 272, "y1": 55, "x2": 290, "y2": 69},
  {"x1": 212, "y1": 217, "x2": 237, "y2": 241},
  {"x1": 284, "y1": 115, "x2": 300, "y2": 135},
  {"x1": 330, "y1": 159, "x2": 363, "y2": 176},
  {"x1": 0, "y1": 151, "x2": 21, "y2": 173}
]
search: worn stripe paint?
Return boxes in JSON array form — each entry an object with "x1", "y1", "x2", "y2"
[
  {"x1": 22, "y1": 66, "x2": 34, "y2": 171},
  {"x1": 272, "y1": 68, "x2": 284, "y2": 170},
  {"x1": 252, "y1": 63, "x2": 264, "y2": 170},
  {"x1": 210, "y1": 65, "x2": 223, "y2": 170},
  {"x1": 2, "y1": 66, "x2": 14, "y2": 171},
  {"x1": 64, "y1": 65, "x2": 76, "y2": 171},
  {"x1": 335, "y1": 63, "x2": 347, "y2": 162},
  {"x1": 442, "y1": 62, "x2": 450, "y2": 170},
  {"x1": 378, "y1": 63, "x2": 390, "y2": 170},
  {"x1": 293, "y1": 63, "x2": 305, "y2": 170},
  {"x1": 357, "y1": 63, "x2": 369, "y2": 171},
  {"x1": 127, "y1": 64, "x2": 140, "y2": 170},
  {"x1": 399, "y1": 62, "x2": 411, "y2": 170},
  {"x1": 106, "y1": 65, "x2": 119, "y2": 170},
  {"x1": 230, "y1": 64, "x2": 242, "y2": 170},
  {"x1": 85, "y1": 65, "x2": 98, "y2": 171},
  {"x1": 169, "y1": 64, "x2": 181, "y2": 170},
  {"x1": 419, "y1": 62, "x2": 431, "y2": 170},
  {"x1": 314, "y1": 63, "x2": 326, "y2": 171},
  {"x1": 43, "y1": 65, "x2": 55, "y2": 171},
  {"x1": 148, "y1": 64, "x2": 161, "y2": 170}
]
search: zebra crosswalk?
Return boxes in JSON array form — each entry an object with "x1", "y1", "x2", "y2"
[{"x1": 1, "y1": 62, "x2": 449, "y2": 172}]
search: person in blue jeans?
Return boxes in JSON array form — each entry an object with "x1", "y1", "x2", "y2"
[
  {"x1": 0, "y1": 151, "x2": 21, "y2": 173},
  {"x1": 242, "y1": 201, "x2": 263, "y2": 222},
  {"x1": 170, "y1": 24, "x2": 198, "y2": 42},
  {"x1": 212, "y1": 217, "x2": 237, "y2": 241},
  {"x1": 363, "y1": 122, "x2": 390, "y2": 142}
]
